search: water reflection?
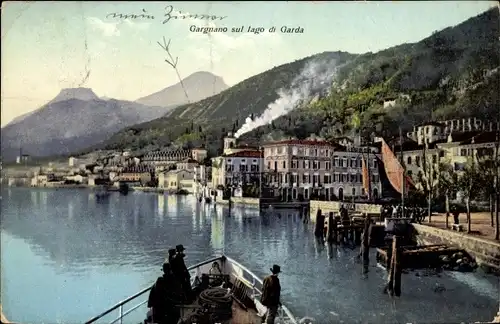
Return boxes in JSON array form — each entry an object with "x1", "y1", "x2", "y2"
[{"x1": 0, "y1": 188, "x2": 498, "y2": 324}]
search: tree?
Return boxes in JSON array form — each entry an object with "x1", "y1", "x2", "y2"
[
  {"x1": 457, "y1": 157, "x2": 482, "y2": 233},
  {"x1": 438, "y1": 161, "x2": 459, "y2": 229},
  {"x1": 477, "y1": 155, "x2": 497, "y2": 227},
  {"x1": 417, "y1": 142, "x2": 440, "y2": 223}
]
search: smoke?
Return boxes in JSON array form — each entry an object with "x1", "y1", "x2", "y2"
[{"x1": 234, "y1": 58, "x2": 342, "y2": 138}]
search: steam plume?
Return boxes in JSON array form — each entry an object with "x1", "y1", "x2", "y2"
[{"x1": 234, "y1": 58, "x2": 342, "y2": 138}]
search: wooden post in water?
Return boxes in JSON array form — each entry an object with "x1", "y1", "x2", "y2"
[
  {"x1": 384, "y1": 236, "x2": 402, "y2": 296},
  {"x1": 360, "y1": 214, "x2": 372, "y2": 262},
  {"x1": 314, "y1": 209, "x2": 324, "y2": 238},
  {"x1": 327, "y1": 212, "x2": 335, "y2": 243}
]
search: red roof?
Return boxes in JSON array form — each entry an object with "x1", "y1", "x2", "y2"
[
  {"x1": 224, "y1": 150, "x2": 263, "y2": 158},
  {"x1": 263, "y1": 139, "x2": 334, "y2": 146}
]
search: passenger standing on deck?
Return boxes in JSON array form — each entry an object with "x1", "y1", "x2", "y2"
[
  {"x1": 167, "y1": 248, "x2": 176, "y2": 265},
  {"x1": 261, "y1": 264, "x2": 282, "y2": 324},
  {"x1": 173, "y1": 244, "x2": 192, "y2": 302},
  {"x1": 147, "y1": 263, "x2": 182, "y2": 324}
]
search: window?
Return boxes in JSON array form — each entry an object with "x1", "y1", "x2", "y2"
[
  {"x1": 439, "y1": 151, "x2": 445, "y2": 158},
  {"x1": 460, "y1": 149, "x2": 467, "y2": 156},
  {"x1": 323, "y1": 175, "x2": 330, "y2": 183},
  {"x1": 407, "y1": 170, "x2": 413, "y2": 177},
  {"x1": 282, "y1": 161, "x2": 286, "y2": 168},
  {"x1": 303, "y1": 161, "x2": 306, "y2": 168},
  {"x1": 325, "y1": 161, "x2": 331, "y2": 170},
  {"x1": 274, "y1": 161, "x2": 278, "y2": 170},
  {"x1": 432, "y1": 155, "x2": 437, "y2": 164},
  {"x1": 333, "y1": 156, "x2": 338, "y2": 167},
  {"x1": 352, "y1": 188, "x2": 356, "y2": 196},
  {"x1": 407, "y1": 156, "x2": 412, "y2": 165},
  {"x1": 415, "y1": 156, "x2": 420, "y2": 167},
  {"x1": 343, "y1": 158, "x2": 347, "y2": 167}
]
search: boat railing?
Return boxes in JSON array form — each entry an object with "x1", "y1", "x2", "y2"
[
  {"x1": 85, "y1": 255, "x2": 299, "y2": 324},
  {"x1": 85, "y1": 256, "x2": 222, "y2": 324},
  {"x1": 224, "y1": 256, "x2": 299, "y2": 324}
]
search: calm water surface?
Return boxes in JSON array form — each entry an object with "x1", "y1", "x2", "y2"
[{"x1": 1, "y1": 188, "x2": 498, "y2": 324}]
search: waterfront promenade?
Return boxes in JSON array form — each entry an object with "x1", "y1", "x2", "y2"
[{"x1": 427, "y1": 212, "x2": 498, "y2": 242}]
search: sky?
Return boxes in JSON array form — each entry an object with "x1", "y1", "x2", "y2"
[{"x1": 1, "y1": 1, "x2": 496, "y2": 127}]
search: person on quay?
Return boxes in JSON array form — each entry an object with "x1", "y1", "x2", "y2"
[
  {"x1": 173, "y1": 244, "x2": 192, "y2": 302},
  {"x1": 147, "y1": 262, "x2": 182, "y2": 324},
  {"x1": 261, "y1": 264, "x2": 282, "y2": 324}
]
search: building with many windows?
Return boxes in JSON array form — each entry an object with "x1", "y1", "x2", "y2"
[
  {"x1": 262, "y1": 139, "x2": 382, "y2": 201},
  {"x1": 211, "y1": 150, "x2": 263, "y2": 189}
]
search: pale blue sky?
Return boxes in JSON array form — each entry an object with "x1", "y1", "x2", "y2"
[{"x1": 1, "y1": 1, "x2": 496, "y2": 126}]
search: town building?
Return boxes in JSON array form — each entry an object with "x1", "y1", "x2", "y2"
[
  {"x1": 119, "y1": 165, "x2": 154, "y2": 185},
  {"x1": 176, "y1": 158, "x2": 198, "y2": 171},
  {"x1": 211, "y1": 150, "x2": 263, "y2": 190},
  {"x1": 406, "y1": 118, "x2": 499, "y2": 145},
  {"x1": 193, "y1": 164, "x2": 212, "y2": 197},
  {"x1": 262, "y1": 139, "x2": 382, "y2": 201},
  {"x1": 142, "y1": 147, "x2": 208, "y2": 170},
  {"x1": 158, "y1": 169, "x2": 195, "y2": 193},
  {"x1": 222, "y1": 132, "x2": 260, "y2": 155}
]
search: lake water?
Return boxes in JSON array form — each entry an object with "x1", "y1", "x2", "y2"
[{"x1": 1, "y1": 187, "x2": 498, "y2": 324}]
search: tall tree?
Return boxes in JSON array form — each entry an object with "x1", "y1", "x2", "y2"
[
  {"x1": 457, "y1": 155, "x2": 482, "y2": 233},
  {"x1": 417, "y1": 141, "x2": 440, "y2": 223},
  {"x1": 438, "y1": 161, "x2": 459, "y2": 229}
]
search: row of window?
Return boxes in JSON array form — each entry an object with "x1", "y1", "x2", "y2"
[
  {"x1": 225, "y1": 159, "x2": 259, "y2": 164},
  {"x1": 225, "y1": 165, "x2": 260, "y2": 172},
  {"x1": 267, "y1": 158, "x2": 378, "y2": 171},
  {"x1": 267, "y1": 173, "x2": 380, "y2": 184}
]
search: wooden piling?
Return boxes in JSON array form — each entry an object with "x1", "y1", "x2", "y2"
[
  {"x1": 360, "y1": 214, "x2": 372, "y2": 262},
  {"x1": 327, "y1": 212, "x2": 335, "y2": 243},
  {"x1": 314, "y1": 209, "x2": 324, "y2": 238},
  {"x1": 384, "y1": 236, "x2": 402, "y2": 296}
]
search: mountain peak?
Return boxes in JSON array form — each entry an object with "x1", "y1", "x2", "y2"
[
  {"x1": 135, "y1": 71, "x2": 228, "y2": 107},
  {"x1": 50, "y1": 88, "x2": 99, "y2": 104}
]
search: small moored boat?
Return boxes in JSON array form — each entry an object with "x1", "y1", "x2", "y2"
[{"x1": 85, "y1": 255, "x2": 301, "y2": 324}]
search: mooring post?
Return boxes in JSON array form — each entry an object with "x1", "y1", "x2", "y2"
[
  {"x1": 360, "y1": 214, "x2": 372, "y2": 262},
  {"x1": 393, "y1": 235, "x2": 402, "y2": 297},
  {"x1": 327, "y1": 212, "x2": 335, "y2": 243},
  {"x1": 384, "y1": 235, "x2": 402, "y2": 296},
  {"x1": 314, "y1": 209, "x2": 324, "y2": 238}
]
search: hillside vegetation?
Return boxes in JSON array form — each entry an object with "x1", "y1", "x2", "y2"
[{"x1": 97, "y1": 8, "x2": 499, "y2": 155}]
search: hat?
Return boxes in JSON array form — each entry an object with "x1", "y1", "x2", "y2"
[
  {"x1": 168, "y1": 248, "x2": 176, "y2": 256},
  {"x1": 270, "y1": 264, "x2": 281, "y2": 274},
  {"x1": 176, "y1": 244, "x2": 185, "y2": 251}
]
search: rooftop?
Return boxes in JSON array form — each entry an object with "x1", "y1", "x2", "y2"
[
  {"x1": 263, "y1": 139, "x2": 335, "y2": 147},
  {"x1": 223, "y1": 150, "x2": 263, "y2": 158},
  {"x1": 460, "y1": 131, "x2": 498, "y2": 145}
]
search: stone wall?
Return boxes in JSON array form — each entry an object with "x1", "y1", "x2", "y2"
[
  {"x1": 309, "y1": 200, "x2": 382, "y2": 222},
  {"x1": 412, "y1": 224, "x2": 500, "y2": 274},
  {"x1": 231, "y1": 197, "x2": 260, "y2": 206}
]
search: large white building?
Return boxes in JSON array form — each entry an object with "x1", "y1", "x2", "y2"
[
  {"x1": 211, "y1": 150, "x2": 263, "y2": 189},
  {"x1": 263, "y1": 138, "x2": 382, "y2": 201}
]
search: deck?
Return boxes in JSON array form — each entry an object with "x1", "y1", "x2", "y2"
[{"x1": 179, "y1": 298, "x2": 262, "y2": 324}]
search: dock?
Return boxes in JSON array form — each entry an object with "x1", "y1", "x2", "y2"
[{"x1": 376, "y1": 244, "x2": 475, "y2": 270}]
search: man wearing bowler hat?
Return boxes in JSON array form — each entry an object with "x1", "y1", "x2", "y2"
[
  {"x1": 173, "y1": 244, "x2": 192, "y2": 302},
  {"x1": 261, "y1": 264, "x2": 282, "y2": 324}
]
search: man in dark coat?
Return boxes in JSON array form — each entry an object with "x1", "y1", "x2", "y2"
[
  {"x1": 167, "y1": 248, "x2": 176, "y2": 265},
  {"x1": 147, "y1": 263, "x2": 182, "y2": 324},
  {"x1": 172, "y1": 244, "x2": 192, "y2": 302},
  {"x1": 261, "y1": 264, "x2": 282, "y2": 324}
]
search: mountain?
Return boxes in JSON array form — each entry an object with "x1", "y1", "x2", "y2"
[
  {"x1": 1, "y1": 88, "x2": 168, "y2": 161},
  {"x1": 49, "y1": 87, "x2": 99, "y2": 104},
  {"x1": 82, "y1": 8, "x2": 500, "y2": 156},
  {"x1": 135, "y1": 71, "x2": 228, "y2": 108}
]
